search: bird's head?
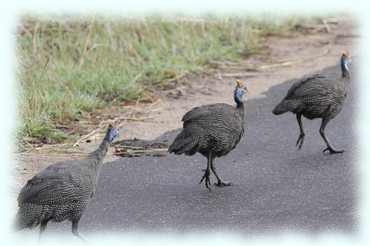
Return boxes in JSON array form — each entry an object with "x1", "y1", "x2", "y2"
[
  {"x1": 105, "y1": 124, "x2": 119, "y2": 143},
  {"x1": 341, "y1": 50, "x2": 351, "y2": 78},
  {"x1": 234, "y1": 79, "x2": 248, "y2": 105}
]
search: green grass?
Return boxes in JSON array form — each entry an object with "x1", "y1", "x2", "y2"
[{"x1": 17, "y1": 14, "x2": 311, "y2": 143}]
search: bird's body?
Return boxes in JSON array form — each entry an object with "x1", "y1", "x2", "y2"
[
  {"x1": 273, "y1": 74, "x2": 347, "y2": 119},
  {"x1": 272, "y1": 53, "x2": 350, "y2": 153},
  {"x1": 17, "y1": 159, "x2": 98, "y2": 228},
  {"x1": 172, "y1": 103, "x2": 244, "y2": 157},
  {"x1": 15, "y1": 125, "x2": 119, "y2": 241},
  {"x1": 169, "y1": 81, "x2": 247, "y2": 189}
]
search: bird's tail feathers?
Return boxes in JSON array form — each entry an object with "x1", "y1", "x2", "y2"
[
  {"x1": 14, "y1": 205, "x2": 42, "y2": 231},
  {"x1": 168, "y1": 130, "x2": 199, "y2": 155},
  {"x1": 272, "y1": 99, "x2": 300, "y2": 115}
]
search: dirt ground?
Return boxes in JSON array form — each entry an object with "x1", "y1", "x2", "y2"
[{"x1": 14, "y1": 16, "x2": 358, "y2": 191}]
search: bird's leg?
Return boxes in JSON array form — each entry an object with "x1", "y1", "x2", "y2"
[
  {"x1": 199, "y1": 153, "x2": 212, "y2": 191},
  {"x1": 72, "y1": 220, "x2": 88, "y2": 243},
  {"x1": 320, "y1": 118, "x2": 344, "y2": 154},
  {"x1": 211, "y1": 158, "x2": 231, "y2": 187},
  {"x1": 296, "y1": 113, "x2": 305, "y2": 149},
  {"x1": 39, "y1": 220, "x2": 48, "y2": 241}
]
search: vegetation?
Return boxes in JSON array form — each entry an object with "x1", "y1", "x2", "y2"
[{"x1": 17, "y1": 14, "x2": 310, "y2": 143}]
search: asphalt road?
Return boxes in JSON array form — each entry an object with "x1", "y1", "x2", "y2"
[{"x1": 50, "y1": 65, "x2": 357, "y2": 235}]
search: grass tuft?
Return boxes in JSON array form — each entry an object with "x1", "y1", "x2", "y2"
[{"x1": 17, "y1": 14, "x2": 310, "y2": 143}]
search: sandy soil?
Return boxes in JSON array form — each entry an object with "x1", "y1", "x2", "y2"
[{"x1": 14, "y1": 16, "x2": 359, "y2": 191}]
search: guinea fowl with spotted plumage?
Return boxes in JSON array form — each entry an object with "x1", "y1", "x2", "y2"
[
  {"x1": 168, "y1": 80, "x2": 247, "y2": 190},
  {"x1": 15, "y1": 125, "x2": 119, "y2": 241},
  {"x1": 272, "y1": 52, "x2": 351, "y2": 154}
]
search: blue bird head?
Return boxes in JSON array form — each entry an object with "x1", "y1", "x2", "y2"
[
  {"x1": 105, "y1": 124, "x2": 119, "y2": 143},
  {"x1": 234, "y1": 80, "x2": 248, "y2": 105}
]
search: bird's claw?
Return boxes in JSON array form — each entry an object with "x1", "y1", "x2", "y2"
[
  {"x1": 296, "y1": 134, "x2": 305, "y2": 149},
  {"x1": 199, "y1": 169, "x2": 211, "y2": 191},
  {"x1": 322, "y1": 147, "x2": 344, "y2": 154},
  {"x1": 214, "y1": 181, "x2": 232, "y2": 187}
]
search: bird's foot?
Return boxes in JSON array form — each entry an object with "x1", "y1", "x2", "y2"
[
  {"x1": 296, "y1": 133, "x2": 305, "y2": 149},
  {"x1": 73, "y1": 232, "x2": 89, "y2": 243},
  {"x1": 199, "y1": 169, "x2": 211, "y2": 191},
  {"x1": 214, "y1": 180, "x2": 232, "y2": 187},
  {"x1": 323, "y1": 147, "x2": 344, "y2": 154}
]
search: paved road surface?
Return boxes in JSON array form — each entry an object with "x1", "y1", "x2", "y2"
[{"x1": 51, "y1": 65, "x2": 357, "y2": 235}]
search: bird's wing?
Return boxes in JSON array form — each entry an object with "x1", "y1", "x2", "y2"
[
  {"x1": 182, "y1": 103, "x2": 234, "y2": 124},
  {"x1": 285, "y1": 74, "x2": 330, "y2": 99},
  {"x1": 182, "y1": 103, "x2": 242, "y2": 136},
  {"x1": 17, "y1": 161, "x2": 89, "y2": 205}
]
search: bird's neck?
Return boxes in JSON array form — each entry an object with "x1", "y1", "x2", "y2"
[
  {"x1": 236, "y1": 100, "x2": 243, "y2": 108},
  {"x1": 341, "y1": 57, "x2": 350, "y2": 79},
  {"x1": 236, "y1": 101, "x2": 245, "y2": 120},
  {"x1": 342, "y1": 70, "x2": 350, "y2": 79},
  {"x1": 88, "y1": 139, "x2": 110, "y2": 168}
]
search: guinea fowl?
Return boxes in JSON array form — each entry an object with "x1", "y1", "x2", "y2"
[
  {"x1": 168, "y1": 80, "x2": 247, "y2": 190},
  {"x1": 15, "y1": 124, "x2": 119, "y2": 241},
  {"x1": 272, "y1": 52, "x2": 351, "y2": 154}
]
